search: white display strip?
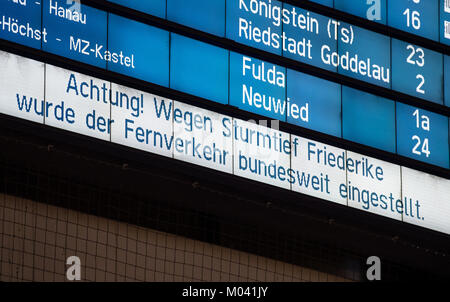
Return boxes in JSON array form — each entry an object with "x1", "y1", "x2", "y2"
[
  {"x1": 346, "y1": 151, "x2": 402, "y2": 221},
  {"x1": 402, "y1": 167, "x2": 450, "y2": 234},
  {"x1": 233, "y1": 118, "x2": 292, "y2": 190},
  {"x1": 111, "y1": 82, "x2": 174, "y2": 158},
  {"x1": 173, "y1": 101, "x2": 233, "y2": 173},
  {"x1": 45, "y1": 65, "x2": 112, "y2": 141},
  {"x1": 0, "y1": 50, "x2": 449, "y2": 235},
  {"x1": 290, "y1": 136, "x2": 347, "y2": 206},
  {"x1": 0, "y1": 51, "x2": 44, "y2": 123}
]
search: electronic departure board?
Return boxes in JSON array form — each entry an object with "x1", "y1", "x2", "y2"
[
  {"x1": 0, "y1": 0, "x2": 449, "y2": 171},
  {"x1": 2, "y1": 50, "x2": 450, "y2": 236},
  {"x1": 1, "y1": 0, "x2": 450, "y2": 236}
]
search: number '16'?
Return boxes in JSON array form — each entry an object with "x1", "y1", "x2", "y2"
[{"x1": 403, "y1": 0, "x2": 421, "y2": 30}]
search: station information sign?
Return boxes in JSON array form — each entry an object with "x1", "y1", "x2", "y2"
[
  {"x1": 2, "y1": 1, "x2": 447, "y2": 104},
  {"x1": 0, "y1": 0, "x2": 449, "y2": 170},
  {"x1": 1, "y1": 50, "x2": 450, "y2": 236}
]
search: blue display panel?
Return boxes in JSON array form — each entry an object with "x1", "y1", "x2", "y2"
[
  {"x1": 167, "y1": 0, "x2": 225, "y2": 37},
  {"x1": 441, "y1": 0, "x2": 450, "y2": 45},
  {"x1": 9, "y1": 0, "x2": 441, "y2": 108},
  {"x1": 446, "y1": 55, "x2": 450, "y2": 107},
  {"x1": 282, "y1": 3, "x2": 337, "y2": 72},
  {"x1": 0, "y1": 0, "x2": 44, "y2": 49},
  {"x1": 309, "y1": 0, "x2": 334, "y2": 7},
  {"x1": 392, "y1": 39, "x2": 443, "y2": 105},
  {"x1": 42, "y1": 0, "x2": 107, "y2": 68},
  {"x1": 342, "y1": 86, "x2": 396, "y2": 153},
  {"x1": 334, "y1": 0, "x2": 387, "y2": 24},
  {"x1": 337, "y1": 23, "x2": 391, "y2": 88},
  {"x1": 170, "y1": 34, "x2": 228, "y2": 105},
  {"x1": 286, "y1": 69, "x2": 341, "y2": 137},
  {"x1": 108, "y1": 14, "x2": 169, "y2": 87},
  {"x1": 396, "y1": 103, "x2": 449, "y2": 168},
  {"x1": 226, "y1": 0, "x2": 283, "y2": 55},
  {"x1": 108, "y1": 0, "x2": 166, "y2": 19},
  {"x1": 388, "y1": 0, "x2": 439, "y2": 41},
  {"x1": 2, "y1": 0, "x2": 449, "y2": 171},
  {"x1": 229, "y1": 52, "x2": 286, "y2": 121}
]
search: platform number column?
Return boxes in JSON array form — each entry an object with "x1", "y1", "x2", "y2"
[{"x1": 411, "y1": 109, "x2": 430, "y2": 158}]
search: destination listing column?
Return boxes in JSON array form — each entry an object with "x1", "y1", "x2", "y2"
[
  {"x1": 42, "y1": 0, "x2": 111, "y2": 68},
  {"x1": 0, "y1": 0, "x2": 46, "y2": 49}
]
